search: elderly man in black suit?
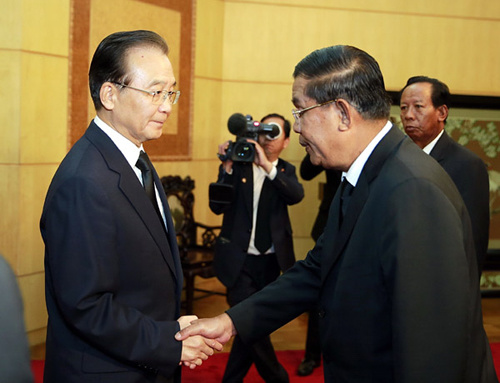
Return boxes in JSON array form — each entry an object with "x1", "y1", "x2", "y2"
[
  {"x1": 177, "y1": 45, "x2": 498, "y2": 383},
  {"x1": 40, "y1": 30, "x2": 220, "y2": 383},
  {"x1": 400, "y1": 76, "x2": 490, "y2": 276}
]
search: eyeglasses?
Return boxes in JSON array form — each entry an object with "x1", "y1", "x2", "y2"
[
  {"x1": 292, "y1": 99, "x2": 337, "y2": 122},
  {"x1": 113, "y1": 82, "x2": 180, "y2": 105}
]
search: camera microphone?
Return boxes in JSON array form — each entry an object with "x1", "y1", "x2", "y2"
[
  {"x1": 228, "y1": 113, "x2": 282, "y2": 139},
  {"x1": 227, "y1": 113, "x2": 248, "y2": 136}
]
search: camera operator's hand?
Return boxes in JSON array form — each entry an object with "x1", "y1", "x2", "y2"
[
  {"x1": 246, "y1": 139, "x2": 273, "y2": 174},
  {"x1": 218, "y1": 141, "x2": 234, "y2": 173}
]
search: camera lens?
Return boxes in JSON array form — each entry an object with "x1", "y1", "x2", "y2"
[{"x1": 232, "y1": 141, "x2": 255, "y2": 162}]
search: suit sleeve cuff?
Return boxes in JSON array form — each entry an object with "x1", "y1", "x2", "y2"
[{"x1": 267, "y1": 165, "x2": 277, "y2": 180}]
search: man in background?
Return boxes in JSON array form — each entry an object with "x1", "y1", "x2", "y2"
[
  {"x1": 41, "y1": 30, "x2": 220, "y2": 383},
  {"x1": 400, "y1": 76, "x2": 490, "y2": 275},
  {"x1": 209, "y1": 113, "x2": 304, "y2": 382},
  {"x1": 178, "y1": 45, "x2": 498, "y2": 383}
]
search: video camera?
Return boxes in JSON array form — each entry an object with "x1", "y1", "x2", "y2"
[{"x1": 218, "y1": 113, "x2": 282, "y2": 163}]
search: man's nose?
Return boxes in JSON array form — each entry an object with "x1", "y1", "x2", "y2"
[
  {"x1": 293, "y1": 120, "x2": 301, "y2": 134},
  {"x1": 403, "y1": 108, "x2": 414, "y2": 119},
  {"x1": 158, "y1": 99, "x2": 172, "y2": 114}
]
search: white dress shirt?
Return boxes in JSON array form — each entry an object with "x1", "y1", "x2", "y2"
[
  {"x1": 247, "y1": 161, "x2": 278, "y2": 255},
  {"x1": 93, "y1": 116, "x2": 166, "y2": 227}
]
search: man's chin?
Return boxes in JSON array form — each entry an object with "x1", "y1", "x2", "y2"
[
  {"x1": 150, "y1": 129, "x2": 164, "y2": 140},
  {"x1": 309, "y1": 152, "x2": 322, "y2": 166},
  {"x1": 403, "y1": 127, "x2": 419, "y2": 139}
]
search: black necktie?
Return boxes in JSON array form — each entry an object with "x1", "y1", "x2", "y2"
[
  {"x1": 136, "y1": 151, "x2": 163, "y2": 224},
  {"x1": 255, "y1": 178, "x2": 272, "y2": 254},
  {"x1": 340, "y1": 179, "x2": 354, "y2": 225}
]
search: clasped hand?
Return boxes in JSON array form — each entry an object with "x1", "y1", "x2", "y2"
[
  {"x1": 177, "y1": 315, "x2": 224, "y2": 369},
  {"x1": 176, "y1": 313, "x2": 237, "y2": 369}
]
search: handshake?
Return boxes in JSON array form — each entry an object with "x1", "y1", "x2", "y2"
[{"x1": 176, "y1": 313, "x2": 236, "y2": 369}]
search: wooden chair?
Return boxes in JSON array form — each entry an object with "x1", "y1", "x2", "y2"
[
  {"x1": 484, "y1": 249, "x2": 500, "y2": 271},
  {"x1": 160, "y1": 175, "x2": 224, "y2": 314},
  {"x1": 482, "y1": 249, "x2": 500, "y2": 297}
]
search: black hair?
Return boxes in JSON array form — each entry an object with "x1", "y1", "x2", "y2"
[
  {"x1": 293, "y1": 45, "x2": 392, "y2": 120},
  {"x1": 89, "y1": 30, "x2": 169, "y2": 110},
  {"x1": 400, "y1": 76, "x2": 451, "y2": 108}
]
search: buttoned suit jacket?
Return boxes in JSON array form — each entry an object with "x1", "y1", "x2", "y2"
[
  {"x1": 430, "y1": 130, "x2": 490, "y2": 274},
  {"x1": 209, "y1": 159, "x2": 304, "y2": 288},
  {"x1": 228, "y1": 126, "x2": 498, "y2": 383},
  {"x1": 40, "y1": 122, "x2": 183, "y2": 383}
]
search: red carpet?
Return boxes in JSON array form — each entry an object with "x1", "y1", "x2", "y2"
[
  {"x1": 492, "y1": 343, "x2": 500, "y2": 379},
  {"x1": 31, "y1": 344, "x2": 500, "y2": 382},
  {"x1": 182, "y1": 349, "x2": 324, "y2": 382}
]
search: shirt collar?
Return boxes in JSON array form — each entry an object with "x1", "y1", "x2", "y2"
[
  {"x1": 94, "y1": 116, "x2": 144, "y2": 168},
  {"x1": 422, "y1": 129, "x2": 445, "y2": 154},
  {"x1": 342, "y1": 120, "x2": 392, "y2": 186}
]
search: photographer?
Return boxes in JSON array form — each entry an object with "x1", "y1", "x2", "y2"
[{"x1": 209, "y1": 113, "x2": 304, "y2": 382}]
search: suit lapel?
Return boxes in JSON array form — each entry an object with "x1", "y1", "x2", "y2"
[
  {"x1": 319, "y1": 190, "x2": 341, "y2": 281},
  {"x1": 321, "y1": 175, "x2": 368, "y2": 281},
  {"x1": 152, "y1": 170, "x2": 183, "y2": 298},
  {"x1": 321, "y1": 126, "x2": 406, "y2": 282},
  {"x1": 429, "y1": 131, "x2": 450, "y2": 164},
  {"x1": 85, "y1": 123, "x2": 180, "y2": 287},
  {"x1": 240, "y1": 164, "x2": 254, "y2": 220}
]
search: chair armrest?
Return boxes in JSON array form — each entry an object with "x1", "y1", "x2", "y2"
[
  {"x1": 194, "y1": 221, "x2": 221, "y2": 248},
  {"x1": 194, "y1": 221, "x2": 222, "y2": 231}
]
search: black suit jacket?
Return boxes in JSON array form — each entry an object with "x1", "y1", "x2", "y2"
[
  {"x1": 228, "y1": 126, "x2": 498, "y2": 382},
  {"x1": 209, "y1": 160, "x2": 304, "y2": 288},
  {"x1": 430, "y1": 130, "x2": 490, "y2": 274},
  {"x1": 40, "y1": 122, "x2": 183, "y2": 383}
]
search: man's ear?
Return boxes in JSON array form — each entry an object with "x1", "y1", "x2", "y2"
[
  {"x1": 100, "y1": 82, "x2": 117, "y2": 111},
  {"x1": 336, "y1": 99, "x2": 351, "y2": 131},
  {"x1": 437, "y1": 104, "x2": 448, "y2": 122},
  {"x1": 282, "y1": 136, "x2": 290, "y2": 150}
]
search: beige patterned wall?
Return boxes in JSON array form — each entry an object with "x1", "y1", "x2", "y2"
[
  {"x1": 1, "y1": 0, "x2": 499, "y2": 346},
  {"x1": 1, "y1": 0, "x2": 70, "y2": 346}
]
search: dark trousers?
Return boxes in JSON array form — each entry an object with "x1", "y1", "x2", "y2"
[
  {"x1": 303, "y1": 309, "x2": 322, "y2": 363},
  {"x1": 223, "y1": 254, "x2": 289, "y2": 383}
]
